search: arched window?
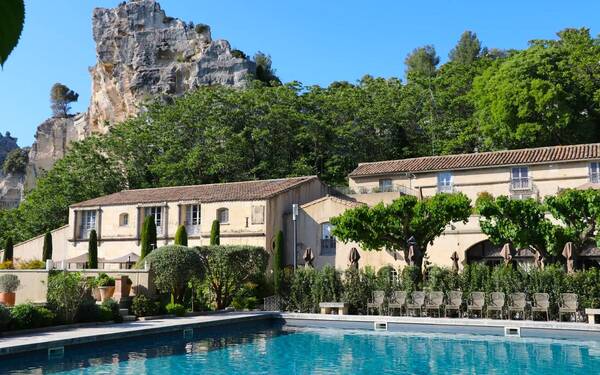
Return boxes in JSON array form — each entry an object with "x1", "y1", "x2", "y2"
[
  {"x1": 217, "y1": 208, "x2": 229, "y2": 224},
  {"x1": 119, "y1": 213, "x2": 129, "y2": 226}
]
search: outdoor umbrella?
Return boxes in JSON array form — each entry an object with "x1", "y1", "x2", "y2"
[
  {"x1": 500, "y1": 243, "x2": 513, "y2": 266},
  {"x1": 562, "y1": 242, "x2": 575, "y2": 274},
  {"x1": 348, "y1": 247, "x2": 360, "y2": 269},
  {"x1": 303, "y1": 247, "x2": 315, "y2": 268},
  {"x1": 450, "y1": 251, "x2": 460, "y2": 272},
  {"x1": 407, "y1": 236, "x2": 419, "y2": 266}
]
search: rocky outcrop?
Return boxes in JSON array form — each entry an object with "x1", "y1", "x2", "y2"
[
  {"x1": 24, "y1": 113, "x2": 88, "y2": 190},
  {"x1": 0, "y1": 132, "x2": 19, "y2": 167},
  {"x1": 88, "y1": 0, "x2": 255, "y2": 132}
]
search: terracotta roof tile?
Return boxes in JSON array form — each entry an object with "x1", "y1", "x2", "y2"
[
  {"x1": 349, "y1": 144, "x2": 600, "y2": 177},
  {"x1": 71, "y1": 176, "x2": 319, "y2": 208}
]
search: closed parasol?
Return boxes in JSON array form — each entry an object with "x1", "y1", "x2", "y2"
[
  {"x1": 303, "y1": 247, "x2": 315, "y2": 268},
  {"x1": 450, "y1": 251, "x2": 460, "y2": 272},
  {"x1": 562, "y1": 242, "x2": 574, "y2": 274},
  {"x1": 500, "y1": 243, "x2": 513, "y2": 266},
  {"x1": 348, "y1": 247, "x2": 361, "y2": 269}
]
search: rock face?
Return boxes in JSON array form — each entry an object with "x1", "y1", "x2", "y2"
[
  {"x1": 0, "y1": 132, "x2": 19, "y2": 166},
  {"x1": 88, "y1": 0, "x2": 255, "y2": 132},
  {"x1": 0, "y1": 133, "x2": 24, "y2": 208},
  {"x1": 25, "y1": 114, "x2": 88, "y2": 190}
]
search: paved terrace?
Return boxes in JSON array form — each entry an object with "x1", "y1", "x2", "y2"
[{"x1": 3, "y1": 312, "x2": 600, "y2": 357}]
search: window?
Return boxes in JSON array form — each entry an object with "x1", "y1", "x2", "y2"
[
  {"x1": 251, "y1": 205, "x2": 265, "y2": 224},
  {"x1": 119, "y1": 213, "x2": 129, "y2": 226},
  {"x1": 590, "y1": 162, "x2": 600, "y2": 183},
  {"x1": 144, "y1": 206, "x2": 163, "y2": 235},
  {"x1": 79, "y1": 210, "x2": 96, "y2": 239},
  {"x1": 185, "y1": 204, "x2": 200, "y2": 235},
  {"x1": 217, "y1": 208, "x2": 229, "y2": 224},
  {"x1": 511, "y1": 167, "x2": 530, "y2": 190},
  {"x1": 321, "y1": 222, "x2": 336, "y2": 255},
  {"x1": 437, "y1": 172, "x2": 453, "y2": 193},
  {"x1": 379, "y1": 179, "x2": 393, "y2": 192}
]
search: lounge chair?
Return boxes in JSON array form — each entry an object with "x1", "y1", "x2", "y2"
[
  {"x1": 531, "y1": 293, "x2": 550, "y2": 321},
  {"x1": 425, "y1": 291, "x2": 444, "y2": 317},
  {"x1": 388, "y1": 291, "x2": 407, "y2": 316},
  {"x1": 487, "y1": 292, "x2": 505, "y2": 319},
  {"x1": 467, "y1": 291, "x2": 485, "y2": 318},
  {"x1": 367, "y1": 290, "x2": 385, "y2": 315},
  {"x1": 507, "y1": 292, "x2": 527, "y2": 320},
  {"x1": 444, "y1": 291, "x2": 463, "y2": 317},
  {"x1": 406, "y1": 291, "x2": 425, "y2": 317},
  {"x1": 559, "y1": 293, "x2": 578, "y2": 322}
]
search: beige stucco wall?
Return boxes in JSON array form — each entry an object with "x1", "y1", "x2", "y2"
[
  {"x1": 10, "y1": 225, "x2": 70, "y2": 263},
  {"x1": 0, "y1": 270, "x2": 48, "y2": 304}
]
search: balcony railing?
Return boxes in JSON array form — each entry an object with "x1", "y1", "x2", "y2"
[
  {"x1": 437, "y1": 184, "x2": 455, "y2": 194},
  {"x1": 185, "y1": 224, "x2": 200, "y2": 235},
  {"x1": 333, "y1": 184, "x2": 417, "y2": 196},
  {"x1": 591, "y1": 173, "x2": 600, "y2": 184},
  {"x1": 321, "y1": 238, "x2": 336, "y2": 255},
  {"x1": 0, "y1": 199, "x2": 20, "y2": 209},
  {"x1": 510, "y1": 177, "x2": 532, "y2": 191}
]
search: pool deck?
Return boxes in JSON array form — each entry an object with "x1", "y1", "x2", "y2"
[{"x1": 3, "y1": 312, "x2": 600, "y2": 357}]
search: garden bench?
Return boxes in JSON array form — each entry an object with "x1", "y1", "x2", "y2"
[
  {"x1": 585, "y1": 308, "x2": 600, "y2": 325},
  {"x1": 319, "y1": 302, "x2": 349, "y2": 315}
]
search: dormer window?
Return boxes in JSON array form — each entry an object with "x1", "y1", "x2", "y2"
[
  {"x1": 590, "y1": 162, "x2": 600, "y2": 183},
  {"x1": 217, "y1": 208, "x2": 229, "y2": 224}
]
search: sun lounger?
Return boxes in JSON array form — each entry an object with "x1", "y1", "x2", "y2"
[
  {"x1": 425, "y1": 291, "x2": 444, "y2": 317},
  {"x1": 388, "y1": 291, "x2": 406, "y2": 316},
  {"x1": 444, "y1": 291, "x2": 462, "y2": 317},
  {"x1": 467, "y1": 291, "x2": 485, "y2": 318},
  {"x1": 507, "y1": 292, "x2": 527, "y2": 320},
  {"x1": 367, "y1": 290, "x2": 385, "y2": 315},
  {"x1": 531, "y1": 293, "x2": 550, "y2": 321},
  {"x1": 487, "y1": 292, "x2": 505, "y2": 319},
  {"x1": 559, "y1": 293, "x2": 578, "y2": 322},
  {"x1": 406, "y1": 291, "x2": 425, "y2": 317}
]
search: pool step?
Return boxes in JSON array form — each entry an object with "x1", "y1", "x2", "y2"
[
  {"x1": 119, "y1": 308, "x2": 129, "y2": 316},
  {"x1": 122, "y1": 315, "x2": 137, "y2": 322}
]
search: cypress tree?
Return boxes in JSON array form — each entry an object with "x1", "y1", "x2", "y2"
[
  {"x1": 140, "y1": 216, "x2": 157, "y2": 259},
  {"x1": 88, "y1": 229, "x2": 98, "y2": 269},
  {"x1": 4, "y1": 237, "x2": 13, "y2": 262},
  {"x1": 273, "y1": 230, "x2": 284, "y2": 294},
  {"x1": 210, "y1": 220, "x2": 220, "y2": 245},
  {"x1": 42, "y1": 232, "x2": 53, "y2": 261},
  {"x1": 174, "y1": 225, "x2": 188, "y2": 246}
]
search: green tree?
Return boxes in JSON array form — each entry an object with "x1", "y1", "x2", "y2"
[
  {"x1": 2, "y1": 148, "x2": 28, "y2": 175},
  {"x1": 210, "y1": 220, "x2": 220, "y2": 245},
  {"x1": 449, "y1": 30, "x2": 481, "y2": 64},
  {"x1": 88, "y1": 229, "x2": 98, "y2": 269},
  {"x1": 405, "y1": 45, "x2": 439, "y2": 79},
  {"x1": 253, "y1": 51, "x2": 281, "y2": 85},
  {"x1": 50, "y1": 83, "x2": 79, "y2": 118},
  {"x1": 144, "y1": 245, "x2": 202, "y2": 303},
  {"x1": 197, "y1": 245, "x2": 269, "y2": 309},
  {"x1": 4, "y1": 236, "x2": 13, "y2": 262},
  {"x1": 174, "y1": 225, "x2": 188, "y2": 246},
  {"x1": 332, "y1": 193, "x2": 471, "y2": 270},
  {"x1": 273, "y1": 230, "x2": 284, "y2": 294},
  {"x1": 0, "y1": 0, "x2": 25, "y2": 67},
  {"x1": 140, "y1": 216, "x2": 157, "y2": 259},
  {"x1": 475, "y1": 194, "x2": 562, "y2": 261},
  {"x1": 42, "y1": 232, "x2": 52, "y2": 261},
  {"x1": 473, "y1": 28, "x2": 600, "y2": 149},
  {"x1": 47, "y1": 271, "x2": 87, "y2": 323}
]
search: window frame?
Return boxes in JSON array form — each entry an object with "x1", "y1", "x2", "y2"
[
  {"x1": 590, "y1": 162, "x2": 600, "y2": 183},
  {"x1": 251, "y1": 205, "x2": 265, "y2": 225},
  {"x1": 119, "y1": 213, "x2": 129, "y2": 227},
  {"x1": 144, "y1": 206, "x2": 163, "y2": 235},
  {"x1": 378, "y1": 178, "x2": 393, "y2": 192},
  {"x1": 511, "y1": 166, "x2": 530, "y2": 190},
  {"x1": 320, "y1": 222, "x2": 336, "y2": 255},
  {"x1": 79, "y1": 210, "x2": 97, "y2": 239},
  {"x1": 437, "y1": 171, "x2": 453, "y2": 193},
  {"x1": 217, "y1": 208, "x2": 229, "y2": 224}
]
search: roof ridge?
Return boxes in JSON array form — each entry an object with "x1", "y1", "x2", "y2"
[
  {"x1": 355, "y1": 143, "x2": 600, "y2": 167},
  {"x1": 120, "y1": 175, "x2": 316, "y2": 193}
]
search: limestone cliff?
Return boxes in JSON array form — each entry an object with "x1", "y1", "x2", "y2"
[{"x1": 88, "y1": 0, "x2": 255, "y2": 132}]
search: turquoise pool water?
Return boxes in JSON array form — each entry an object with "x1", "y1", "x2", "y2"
[{"x1": 2, "y1": 321, "x2": 600, "y2": 374}]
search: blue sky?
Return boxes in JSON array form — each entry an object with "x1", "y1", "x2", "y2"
[{"x1": 2, "y1": 1, "x2": 600, "y2": 146}]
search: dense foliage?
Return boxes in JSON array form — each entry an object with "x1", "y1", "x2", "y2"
[
  {"x1": 2, "y1": 28, "x2": 600, "y2": 247},
  {"x1": 197, "y1": 245, "x2": 269, "y2": 310},
  {"x1": 47, "y1": 271, "x2": 88, "y2": 323},
  {"x1": 145, "y1": 245, "x2": 202, "y2": 303},
  {"x1": 210, "y1": 220, "x2": 220, "y2": 245},
  {"x1": 88, "y1": 229, "x2": 98, "y2": 269},
  {"x1": 50, "y1": 83, "x2": 79, "y2": 118},
  {"x1": 174, "y1": 225, "x2": 188, "y2": 246},
  {"x1": 272, "y1": 230, "x2": 284, "y2": 294},
  {"x1": 2, "y1": 148, "x2": 28, "y2": 175},
  {"x1": 42, "y1": 232, "x2": 52, "y2": 261},
  {"x1": 140, "y1": 216, "x2": 157, "y2": 260}
]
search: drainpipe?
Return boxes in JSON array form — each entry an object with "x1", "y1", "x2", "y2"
[{"x1": 292, "y1": 203, "x2": 298, "y2": 270}]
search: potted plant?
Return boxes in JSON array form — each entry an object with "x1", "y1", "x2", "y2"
[
  {"x1": 0, "y1": 274, "x2": 20, "y2": 306},
  {"x1": 96, "y1": 273, "x2": 115, "y2": 302}
]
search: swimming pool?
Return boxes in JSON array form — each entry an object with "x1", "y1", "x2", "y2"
[{"x1": 2, "y1": 319, "x2": 600, "y2": 374}]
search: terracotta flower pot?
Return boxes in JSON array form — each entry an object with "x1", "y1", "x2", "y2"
[
  {"x1": 0, "y1": 292, "x2": 16, "y2": 307},
  {"x1": 92, "y1": 287, "x2": 101, "y2": 301},
  {"x1": 98, "y1": 286, "x2": 115, "y2": 302}
]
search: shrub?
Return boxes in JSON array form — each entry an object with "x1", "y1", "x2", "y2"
[
  {"x1": 273, "y1": 231, "x2": 284, "y2": 294},
  {"x1": 10, "y1": 303, "x2": 55, "y2": 329},
  {"x1": 165, "y1": 302, "x2": 186, "y2": 317},
  {"x1": 131, "y1": 294, "x2": 159, "y2": 317},
  {"x1": 145, "y1": 245, "x2": 202, "y2": 303},
  {"x1": 342, "y1": 267, "x2": 371, "y2": 314},
  {"x1": 0, "y1": 274, "x2": 20, "y2": 292},
  {"x1": 312, "y1": 265, "x2": 343, "y2": 305},
  {"x1": 400, "y1": 265, "x2": 420, "y2": 294},
  {"x1": 102, "y1": 298, "x2": 123, "y2": 323},
  {"x1": 174, "y1": 225, "x2": 188, "y2": 246},
  {"x1": 197, "y1": 245, "x2": 268, "y2": 310},
  {"x1": 42, "y1": 232, "x2": 52, "y2": 261},
  {"x1": 231, "y1": 49, "x2": 247, "y2": 59},
  {"x1": 0, "y1": 304, "x2": 10, "y2": 329},
  {"x1": 47, "y1": 271, "x2": 87, "y2": 323},
  {"x1": 140, "y1": 216, "x2": 157, "y2": 259},
  {"x1": 98, "y1": 306, "x2": 114, "y2": 322},
  {"x1": 4, "y1": 236, "x2": 13, "y2": 261},
  {"x1": 88, "y1": 229, "x2": 98, "y2": 269},
  {"x1": 210, "y1": 220, "x2": 220, "y2": 245},
  {"x1": 194, "y1": 23, "x2": 209, "y2": 34},
  {"x1": 96, "y1": 273, "x2": 115, "y2": 287},
  {"x1": 231, "y1": 282, "x2": 259, "y2": 310},
  {"x1": 0, "y1": 260, "x2": 13, "y2": 269},
  {"x1": 15, "y1": 259, "x2": 45, "y2": 269},
  {"x1": 289, "y1": 268, "x2": 317, "y2": 312}
]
